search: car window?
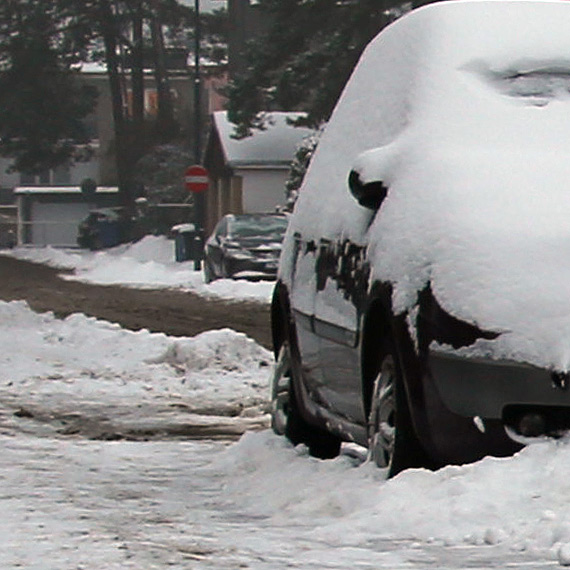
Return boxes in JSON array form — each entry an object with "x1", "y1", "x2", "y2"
[{"x1": 228, "y1": 216, "x2": 288, "y2": 239}]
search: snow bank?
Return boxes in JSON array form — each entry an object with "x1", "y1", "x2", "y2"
[
  {"x1": 6, "y1": 299, "x2": 570, "y2": 565},
  {"x1": 0, "y1": 300, "x2": 271, "y2": 410},
  {"x1": 216, "y1": 430, "x2": 570, "y2": 559},
  {"x1": 3, "y1": 235, "x2": 274, "y2": 303}
]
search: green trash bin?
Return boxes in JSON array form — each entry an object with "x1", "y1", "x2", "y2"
[{"x1": 173, "y1": 224, "x2": 204, "y2": 265}]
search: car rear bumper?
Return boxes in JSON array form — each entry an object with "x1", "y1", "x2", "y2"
[
  {"x1": 429, "y1": 351, "x2": 570, "y2": 420},
  {"x1": 225, "y1": 256, "x2": 279, "y2": 280},
  {"x1": 408, "y1": 350, "x2": 570, "y2": 465}
]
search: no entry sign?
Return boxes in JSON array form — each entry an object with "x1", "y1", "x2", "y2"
[{"x1": 185, "y1": 164, "x2": 209, "y2": 193}]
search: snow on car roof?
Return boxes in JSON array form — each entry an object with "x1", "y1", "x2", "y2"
[{"x1": 285, "y1": 0, "x2": 570, "y2": 370}]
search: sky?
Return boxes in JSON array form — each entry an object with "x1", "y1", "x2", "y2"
[{"x1": 178, "y1": 0, "x2": 227, "y2": 12}]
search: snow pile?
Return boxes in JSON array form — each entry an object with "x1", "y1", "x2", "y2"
[
  {"x1": 3, "y1": 235, "x2": 274, "y2": 303},
  {"x1": 285, "y1": 0, "x2": 570, "y2": 370},
  {"x1": 0, "y1": 300, "x2": 271, "y2": 411},
  {"x1": 7, "y1": 298, "x2": 570, "y2": 565},
  {"x1": 216, "y1": 430, "x2": 570, "y2": 559}
]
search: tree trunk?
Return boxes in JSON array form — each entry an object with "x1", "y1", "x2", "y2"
[
  {"x1": 131, "y1": 0, "x2": 145, "y2": 129},
  {"x1": 149, "y1": 0, "x2": 176, "y2": 141},
  {"x1": 98, "y1": 0, "x2": 133, "y2": 210}
]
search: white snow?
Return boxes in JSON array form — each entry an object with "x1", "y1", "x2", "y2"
[
  {"x1": 212, "y1": 110, "x2": 315, "y2": 167},
  {"x1": 7, "y1": 2, "x2": 570, "y2": 566},
  {"x1": 284, "y1": 0, "x2": 570, "y2": 370},
  {"x1": 2, "y1": 235, "x2": 275, "y2": 303},
  {"x1": 0, "y1": 300, "x2": 272, "y2": 415},
  {"x1": 4, "y1": 299, "x2": 570, "y2": 567}
]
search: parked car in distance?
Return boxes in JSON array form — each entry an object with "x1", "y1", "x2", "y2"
[
  {"x1": 269, "y1": 0, "x2": 570, "y2": 477},
  {"x1": 203, "y1": 213, "x2": 288, "y2": 283},
  {"x1": 77, "y1": 208, "x2": 126, "y2": 250}
]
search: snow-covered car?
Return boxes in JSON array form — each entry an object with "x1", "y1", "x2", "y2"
[
  {"x1": 269, "y1": 0, "x2": 570, "y2": 476},
  {"x1": 203, "y1": 213, "x2": 288, "y2": 283}
]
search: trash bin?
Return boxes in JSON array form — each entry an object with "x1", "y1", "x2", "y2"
[
  {"x1": 97, "y1": 219, "x2": 122, "y2": 248},
  {"x1": 173, "y1": 224, "x2": 204, "y2": 264}
]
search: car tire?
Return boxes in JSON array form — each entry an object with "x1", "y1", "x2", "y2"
[
  {"x1": 367, "y1": 338, "x2": 428, "y2": 476},
  {"x1": 270, "y1": 301, "x2": 341, "y2": 460}
]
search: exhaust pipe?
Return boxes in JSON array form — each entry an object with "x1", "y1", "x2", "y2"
[{"x1": 516, "y1": 412, "x2": 546, "y2": 438}]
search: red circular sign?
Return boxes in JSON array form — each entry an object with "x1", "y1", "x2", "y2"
[{"x1": 184, "y1": 165, "x2": 209, "y2": 193}]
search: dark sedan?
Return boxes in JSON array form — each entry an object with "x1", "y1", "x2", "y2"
[{"x1": 203, "y1": 213, "x2": 288, "y2": 283}]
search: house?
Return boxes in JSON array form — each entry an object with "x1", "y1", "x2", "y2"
[
  {"x1": 203, "y1": 111, "x2": 314, "y2": 233},
  {"x1": 0, "y1": 53, "x2": 229, "y2": 246}
]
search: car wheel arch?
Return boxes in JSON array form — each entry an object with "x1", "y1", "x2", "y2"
[
  {"x1": 360, "y1": 284, "x2": 396, "y2": 417},
  {"x1": 271, "y1": 281, "x2": 291, "y2": 358}
]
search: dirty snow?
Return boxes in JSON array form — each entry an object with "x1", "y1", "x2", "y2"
[
  {"x1": 4, "y1": 240, "x2": 569, "y2": 565},
  {"x1": 3, "y1": 235, "x2": 274, "y2": 303},
  {"x1": 0, "y1": 297, "x2": 570, "y2": 566}
]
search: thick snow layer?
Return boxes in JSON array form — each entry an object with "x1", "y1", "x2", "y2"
[
  {"x1": 5, "y1": 299, "x2": 570, "y2": 567},
  {"x1": 285, "y1": 0, "x2": 570, "y2": 370},
  {"x1": 2, "y1": 236, "x2": 274, "y2": 303},
  {"x1": 0, "y1": 300, "x2": 271, "y2": 413},
  {"x1": 213, "y1": 111, "x2": 314, "y2": 167}
]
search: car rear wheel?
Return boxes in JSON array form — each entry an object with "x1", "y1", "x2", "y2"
[
  {"x1": 270, "y1": 342, "x2": 291, "y2": 435},
  {"x1": 367, "y1": 339, "x2": 427, "y2": 476},
  {"x1": 368, "y1": 353, "x2": 397, "y2": 469},
  {"x1": 270, "y1": 314, "x2": 341, "y2": 459}
]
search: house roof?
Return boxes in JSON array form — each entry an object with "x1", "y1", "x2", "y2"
[
  {"x1": 212, "y1": 111, "x2": 314, "y2": 169},
  {"x1": 178, "y1": 0, "x2": 227, "y2": 12}
]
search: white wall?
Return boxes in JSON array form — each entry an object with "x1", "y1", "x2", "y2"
[
  {"x1": 239, "y1": 168, "x2": 288, "y2": 213},
  {"x1": 29, "y1": 201, "x2": 91, "y2": 247}
]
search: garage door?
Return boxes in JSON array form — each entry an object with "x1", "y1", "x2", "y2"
[{"x1": 30, "y1": 202, "x2": 90, "y2": 247}]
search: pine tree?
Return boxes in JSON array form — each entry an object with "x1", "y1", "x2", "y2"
[
  {"x1": 0, "y1": 0, "x2": 97, "y2": 174},
  {"x1": 226, "y1": 0, "x2": 421, "y2": 137}
]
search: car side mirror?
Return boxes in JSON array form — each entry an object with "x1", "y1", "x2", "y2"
[
  {"x1": 348, "y1": 146, "x2": 394, "y2": 210},
  {"x1": 348, "y1": 170, "x2": 388, "y2": 210}
]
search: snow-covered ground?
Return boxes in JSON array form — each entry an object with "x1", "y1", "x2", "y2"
[
  {"x1": 1, "y1": 243, "x2": 570, "y2": 567},
  {"x1": 0, "y1": 296, "x2": 569, "y2": 567},
  {"x1": 3, "y1": 235, "x2": 274, "y2": 303}
]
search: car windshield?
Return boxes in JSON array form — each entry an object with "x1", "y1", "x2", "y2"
[{"x1": 229, "y1": 215, "x2": 288, "y2": 238}]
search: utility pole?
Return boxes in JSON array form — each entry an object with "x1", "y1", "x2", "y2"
[
  {"x1": 193, "y1": 0, "x2": 206, "y2": 269},
  {"x1": 194, "y1": 0, "x2": 202, "y2": 163}
]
